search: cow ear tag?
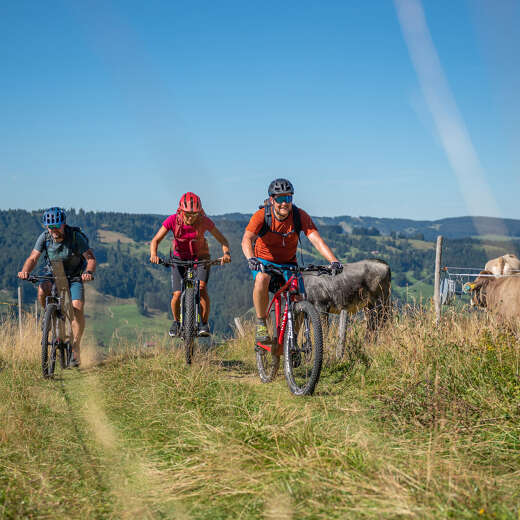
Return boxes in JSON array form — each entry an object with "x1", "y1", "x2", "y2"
[{"x1": 462, "y1": 282, "x2": 475, "y2": 294}]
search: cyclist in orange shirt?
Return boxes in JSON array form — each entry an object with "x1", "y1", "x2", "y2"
[{"x1": 241, "y1": 179, "x2": 342, "y2": 343}]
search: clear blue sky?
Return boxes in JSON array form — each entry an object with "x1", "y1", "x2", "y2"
[{"x1": 1, "y1": 0, "x2": 518, "y2": 219}]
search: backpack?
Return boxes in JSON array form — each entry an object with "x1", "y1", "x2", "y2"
[
  {"x1": 257, "y1": 201, "x2": 302, "y2": 239},
  {"x1": 43, "y1": 225, "x2": 89, "y2": 271},
  {"x1": 172, "y1": 211, "x2": 206, "y2": 258}
]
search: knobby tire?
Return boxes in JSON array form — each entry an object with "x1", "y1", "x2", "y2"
[
  {"x1": 283, "y1": 300, "x2": 323, "y2": 396},
  {"x1": 183, "y1": 287, "x2": 196, "y2": 365},
  {"x1": 59, "y1": 343, "x2": 70, "y2": 369},
  {"x1": 41, "y1": 304, "x2": 58, "y2": 378}
]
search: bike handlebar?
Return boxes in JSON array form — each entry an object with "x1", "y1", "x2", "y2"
[
  {"x1": 258, "y1": 264, "x2": 341, "y2": 276},
  {"x1": 156, "y1": 257, "x2": 225, "y2": 268},
  {"x1": 23, "y1": 274, "x2": 90, "y2": 284}
]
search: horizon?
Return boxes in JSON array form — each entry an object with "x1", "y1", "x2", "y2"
[{"x1": 3, "y1": 206, "x2": 520, "y2": 225}]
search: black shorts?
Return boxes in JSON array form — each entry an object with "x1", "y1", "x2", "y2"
[{"x1": 171, "y1": 263, "x2": 210, "y2": 293}]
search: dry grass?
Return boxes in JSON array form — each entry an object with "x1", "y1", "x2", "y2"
[{"x1": 1, "y1": 307, "x2": 520, "y2": 519}]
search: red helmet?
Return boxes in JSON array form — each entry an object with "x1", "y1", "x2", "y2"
[{"x1": 178, "y1": 192, "x2": 202, "y2": 213}]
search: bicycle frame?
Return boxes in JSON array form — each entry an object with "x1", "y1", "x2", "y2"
[
  {"x1": 161, "y1": 256, "x2": 221, "y2": 334},
  {"x1": 49, "y1": 260, "x2": 75, "y2": 346},
  {"x1": 178, "y1": 265, "x2": 202, "y2": 332},
  {"x1": 257, "y1": 274, "x2": 301, "y2": 354}
]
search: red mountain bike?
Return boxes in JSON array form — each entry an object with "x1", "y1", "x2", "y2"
[{"x1": 255, "y1": 264, "x2": 339, "y2": 396}]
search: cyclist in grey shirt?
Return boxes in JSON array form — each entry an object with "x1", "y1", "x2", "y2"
[{"x1": 18, "y1": 207, "x2": 96, "y2": 367}]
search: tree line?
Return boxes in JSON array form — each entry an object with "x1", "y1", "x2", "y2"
[{"x1": 3, "y1": 209, "x2": 520, "y2": 333}]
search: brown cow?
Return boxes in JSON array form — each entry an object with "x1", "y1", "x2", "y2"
[
  {"x1": 485, "y1": 254, "x2": 520, "y2": 276},
  {"x1": 466, "y1": 270, "x2": 520, "y2": 321}
]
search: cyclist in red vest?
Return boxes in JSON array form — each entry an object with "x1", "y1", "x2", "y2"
[
  {"x1": 150, "y1": 192, "x2": 230, "y2": 337},
  {"x1": 242, "y1": 179, "x2": 342, "y2": 344}
]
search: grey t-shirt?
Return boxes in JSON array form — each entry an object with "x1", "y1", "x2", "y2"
[{"x1": 34, "y1": 226, "x2": 90, "y2": 277}]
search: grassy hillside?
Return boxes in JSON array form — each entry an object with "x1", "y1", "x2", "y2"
[{"x1": 1, "y1": 308, "x2": 520, "y2": 519}]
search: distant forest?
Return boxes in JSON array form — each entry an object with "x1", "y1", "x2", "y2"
[{"x1": 2, "y1": 209, "x2": 520, "y2": 334}]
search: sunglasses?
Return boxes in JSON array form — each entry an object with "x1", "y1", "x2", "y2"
[
  {"x1": 273, "y1": 195, "x2": 293, "y2": 204},
  {"x1": 184, "y1": 211, "x2": 199, "y2": 217},
  {"x1": 47, "y1": 224, "x2": 61, "y2": 229}
]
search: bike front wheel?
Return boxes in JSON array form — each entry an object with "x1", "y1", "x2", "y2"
[
  {"x1": 182, "y1": 287, "x2": 197, "y2": 365},
  {"x1": 41, "y1": 304, "x2": 58, "y2": 378},
  {"x1": 283, "y1": 301, "x2": 323, "y2": 396}
]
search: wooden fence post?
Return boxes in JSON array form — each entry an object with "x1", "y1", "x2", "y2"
[
  {"x1": 234, "y1": 317, "x2": 245, "y2": 338},
  {"x1": 18, "y1": 286, "x2": 23, "y2": 339},
  {"x1": 434, "y1": 235, "x2": 443, "y2": 324},
  {"x1": 335, "y1": 310, "x2": 348, "y2": 360}
]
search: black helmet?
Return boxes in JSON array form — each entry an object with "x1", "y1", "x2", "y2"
[{"x1": 268, "y1": 178, "x2": 294, "y2": 196}]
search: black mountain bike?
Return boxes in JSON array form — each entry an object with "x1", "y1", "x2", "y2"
[
  {"x1": 157, "y1": 257, "x2": 224, "y2": 364},
  {"x1": 255, "y1": 264, "x2": 339, "y2": 396},
  {"x1": 23, "y1": 272, "x2": 84, "y2": 378}
]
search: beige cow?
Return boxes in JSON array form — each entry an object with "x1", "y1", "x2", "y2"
[
  {"x1": 465, "y1": 270, "x2": 520, "y2": 322},
  {"x1": 484, "y1": 254, "x2": 520, "y2": 276}
]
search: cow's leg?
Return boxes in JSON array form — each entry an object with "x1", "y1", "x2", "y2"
[{"x1": 365, "y1": 304, "x2": 376, "y2": 332}]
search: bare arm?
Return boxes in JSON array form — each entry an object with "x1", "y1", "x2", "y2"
[
  {"x1": 18, "y1": 250, "x2": 41, "y2": 279},
  {"x1": 307, "y1": 231, "x2": 339, "y2": 263},
  {"x1": 209, "y1": 226, "x2": 231, "y2": 264},
  {"x1": 241, "y1": 230, "x2": 257, "y2": 260},
  {"x1": 81, "y1": 249, "x2": 97, "y2": 281},
  {"x1": 150, "y1": 226, "x2": 169, "y2": 263}
]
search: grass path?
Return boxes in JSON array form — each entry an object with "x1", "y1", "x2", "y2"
[{"x1": 2, "y1": 312, "x2": 520, "y2": 518}]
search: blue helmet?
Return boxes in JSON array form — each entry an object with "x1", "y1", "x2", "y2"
[{"x1": 42, "y1": 207, "x2": 66, "y2": 227}]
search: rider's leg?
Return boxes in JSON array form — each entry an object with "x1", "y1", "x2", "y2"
[
  {"x1": 71, "y1": 299, "x2": 85, "y2": 361},
  {"x1": 37, "y1": 281, "x2": 52, "y2": 308},
  {"x1": 199, "y1": 281, "x2": 209, "y2": 323},
  {"x1": 69, "y1": 281, "x2": 85, "y2": 363},
  {"x1": 253, "y1": 273, "x2": 272, "y2": 344},
  {"x1": 253, "y1": 272, "x2": 271, "y2": 319},
  {"x1": 171, "y1": 291, "x2": 181, "y2": 321}
]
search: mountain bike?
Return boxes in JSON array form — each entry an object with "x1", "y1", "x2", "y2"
[
  {"x1": 255, "y1": 264, "x2": 339, "y2": 396},
  {"x1": 157, "y1": 257, "x2": 225, "y2": 364},
  {"x1": 23, "y1": 264, "x2": 89, "y2": 378}
]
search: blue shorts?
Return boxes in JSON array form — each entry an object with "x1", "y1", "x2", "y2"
[
  {"x1": 69, "y1": 281, "x2": 84, "y2": 301},
  {"x1": 252, "y1": 258, "x2": 305, "y2": 294},
  {"x1": 39, "y1": 279, "x2": 84, "y2": 301}
]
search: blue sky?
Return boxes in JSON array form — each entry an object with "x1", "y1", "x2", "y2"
[{"x1": 1, "y1": 0, "x2": 518, "y2": 219}]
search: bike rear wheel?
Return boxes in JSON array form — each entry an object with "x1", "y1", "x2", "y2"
[
  {"x1": 283, "y1": 301, "x2": 323, "y2": 396},
  {"x1": 182, "y1": 287, "x2": 196, "y2": 365},
  {"x1": 41, "y1": 304, "x2": 58, "y2": 378},
  {"x1": 256, "y1": 307, "x2": 280, "y2": 383}
]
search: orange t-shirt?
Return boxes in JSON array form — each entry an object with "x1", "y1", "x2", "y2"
[{"x1": 246, "y1": 206, "x2": 317, "y2": 263}]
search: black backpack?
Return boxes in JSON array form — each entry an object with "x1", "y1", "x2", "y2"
[
  {"x1": 257, "y1": 201, "x2": 302, "y2": 239},
  {"x1": 43, "y1": 225, "x2": 89, "y2": 271}
]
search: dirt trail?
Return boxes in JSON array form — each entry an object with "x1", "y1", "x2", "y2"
[{"x1": 62, "y1": 368, "x2": 186, "y2": 519}]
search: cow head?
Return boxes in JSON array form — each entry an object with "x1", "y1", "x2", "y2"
[{"x1": 464, "y1": 270, "x2": 493, "y2": 308}]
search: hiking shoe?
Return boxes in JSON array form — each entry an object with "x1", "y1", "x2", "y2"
[
  {"x1": 69, "y1": 353, "x2": 80, "y2": 368},
  {"x1": 198, "y1": 322, "x2": 210, "y2": 337},
  {"x1": 169, "y1": 321, "x2": 180, "y2": 337},
  {"x1": 255, "y1": 323, "x2": 272, "y2": 345}
]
